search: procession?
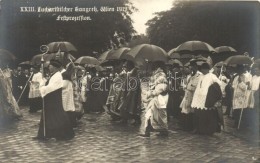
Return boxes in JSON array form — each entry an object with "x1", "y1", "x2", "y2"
[
  {"x1": 1, "y1": 40, "x2": 259, "y2": 139},
  {"x1": 1, "y1": 0, "x2": 260, "y2": 162}
]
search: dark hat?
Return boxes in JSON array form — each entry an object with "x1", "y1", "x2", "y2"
[{"x1": 49, "y1": 59, "x2": 62, "y2": 68}]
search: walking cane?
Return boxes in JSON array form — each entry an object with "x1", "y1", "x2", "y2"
[
  {"x1": 40, "y1": 45, "x2": 49, "y2": 138},
  {"x1": 17, "y1": 72, "x2": 34, "y2": 104},
  {"x1": 41, "y1": 55, "x2": 46, "y2": 138},
  {"x1": 237, "y1": 108, "x2": 244, "y2": 130},
  {"x1": 237, "y1": 82, "x2": 250, "y2": 130},
  {"x1": 218, "y1": 65, "x2": 225, "y2": 130}
]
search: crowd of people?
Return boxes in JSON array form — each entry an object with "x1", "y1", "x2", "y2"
[{"x1": 0, "y1": 55, "x2": 260, "y2": 140}]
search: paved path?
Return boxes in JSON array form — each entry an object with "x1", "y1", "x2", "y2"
[{"x1": 0, "y1": 106, "x2": 259, "y2": 163}]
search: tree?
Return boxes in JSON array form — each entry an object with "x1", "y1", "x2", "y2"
[
  {"x1": 146, "y1": 1, "x2": 260, "y2": 59},
  {"x1": 0, "y1": 0, "x2": 137, "y2": 62},
  {"x1": 127, "y1": 34, "x2": 150, "y2": 48}
]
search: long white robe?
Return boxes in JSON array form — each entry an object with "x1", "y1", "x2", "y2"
[
  {"x1": 140, "y1": 68, "x2": 169, "y2": 134},
  {"x1": 39, "y1": 71, "x2": 63, "y2": 97},
  {"x1": 232, "y1": 73, "x2": 252, "y2": 109},
  {"x1": 62, "y1": 80, "x2": 76, "y2": 112},
  {"x1": 180, "y1": 71, "x2": 202, "y2": 114},
  {"x1": 191, "y1": 73, "x2": 221, "y2": 110},
  {"x1": 29, "y1": 72, "x2": 44, "y2": 98}
]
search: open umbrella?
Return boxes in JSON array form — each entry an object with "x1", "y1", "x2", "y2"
[
  {"x1": 190, "y1": 55, "x2": 207, "y2": 62},
  {"x1": 214, "y1": 61, "x2": 225, "y2": 68},
  {"x1": 177, "y1": 54, "x2": 194, "y2": 65},
  {"x1": 94, "y1": 65, "x2": 105, "y2": 72},
  {"x1": 184, "y1": 62, "x2": 190, "y2": 67},
  {"x1": 18, "y1": 61, "x2": 31, "y2": 69},
  {"x1": 123, "y1": 44, "x2": 168, "y2": 67},
  {"x1": 0, "y1": 49, "x2": 16, "y2": 61},
  {"x1": 98, "y1": 48, "x2": 130, "y2": 66},
  {"x1": 212, "y1": 46, "x2": 237, "y2": 64},
  {"x1": 169, "y1": 53, "x2": 180, "y2": 59},
  {"x1": 75, "y1": 56, "x2": 100, "y2": 66},
  {"x1": 31, "y1": 54, "x2": 46, "y2": 65},
  {"x1": 106, "y1": 47, "x2": 130, "y2": 60},
  {"x1": 168, "y1": 48, "x2": 180, "y2": 59},
  {"x1": 98, "y1": 47, "x2": 130, "y2": 63},
  {"x1": 46, "y1": 52, "x2": 75, "y2": 66},
  {"x1": 47, "y1": 41, "x2": 77, "y2": 53},
  {"x1": 215, "y1": 46, "x2": 237, "y2": 54},
  {"x1": 175, "y1": 40, "x2": 216, "y2": 54},
  {"x1": 31, "y1": 51, "x2": 75, "y2": 66},
  {"x1": 98, "y1": 50, "x2": 112, "y2": 63},
  {"x1": 167, "y1": 59, "x2": 183, "y2": 67},
  {"x1": 224, "y1": 55, "x2": 253, "y2": 65},
  {"x1": 31, "y1": 53, "x2": 57, "y2": 66},
  {"x1": 188, "y1": 55, "x2": 213, "y2": 67}
]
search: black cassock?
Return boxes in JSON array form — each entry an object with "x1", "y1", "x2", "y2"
[{"x1": 37, "y1": 76, "x2": 74, "y2": 140}]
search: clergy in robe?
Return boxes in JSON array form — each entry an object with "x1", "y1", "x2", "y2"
[
  {"x1": 139, "y1": 62, "x2": 169, "y2": 137},
  {"x1": 191, "y1": 63, "x2": 222, "y2": 135},
  {"x1": 35, "y1": 59, "x2": 74, "y2": 140}
]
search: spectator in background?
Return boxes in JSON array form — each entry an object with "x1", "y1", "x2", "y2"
[
  {"x1": 72, "y1": 66, "x2": 85, "y2": 121},
  {"x1": 180, "y1": 61, "x2": 202, "y2": 131},
  {"x1": 248, "y1": 63, "x2": 260, "y2": 133},
  {"x1": 0, "y1": 65, "x2": 22, "y2": 124},
  {"x1": 167, "y1": 63, "x2": 184, "y2": 121},
  {"x1": 105, "y1": 60, "x2": 127, "y2": 121},
  {"x1": 28, "y1": 65, "x2": 44, "y2": 113}
]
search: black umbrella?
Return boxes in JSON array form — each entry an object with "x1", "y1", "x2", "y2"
[
  {"x1": 168, "y1": 48, "x2": 180, "y2": 59},
  {"x1": 19, "y1": 61, "x2": 31, "y2": 69},
  {"x1": 123, "y1": 44, "x2": 168, "y2": 67},
  {"x1": 31, "y1": 52, "x2": 75, "y2": 67},
  {"x1": 214, "y1": 61, "x2": 225, "y2": 68},
  {"x1": 166, "y1": 59, "x2": 183, "y2": 67},
  {"x1": 224, "y1": 55, "x2": 253, "y2": 65},
  {"x1": 0, "y1": 49, "x2": 16, "y2": 61},
  {"x1": 184, "y1": 62, "x2": 190, "y2": 67},
  {"x1": 190, "y1": 55, "x2": 207, "y2": 64},
  {"x1": 98, "y1": 50, "x2": 112, "y2": 63},
  {"x1": 175, "y1": 40, "x2": 216, "y2": 54},
  {"x1": 106, "y1": 47, "x2": 130, "y2": 60},
  {"x1": 31, "y1": 54, "x2": 42, "y2": 65},
  {"x1": 215, "y1": 46, "x2": 237, "y2": 54},
  {"x1": 75, "y1": 56, "x2": 100, "y2": 66},
  {"x1": 47, "y1": 41, "x2": 77, "y2": 53},
  {"x1": 98, "y1": 48, "x2": 130, "y2": 64},
  {"x1": 94, "y1": 65, "x2": 105, "y2": 72}
]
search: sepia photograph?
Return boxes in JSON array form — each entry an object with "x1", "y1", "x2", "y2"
[{"x1": 0, "y1": 0, "x2": 260, "y2": 162}]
